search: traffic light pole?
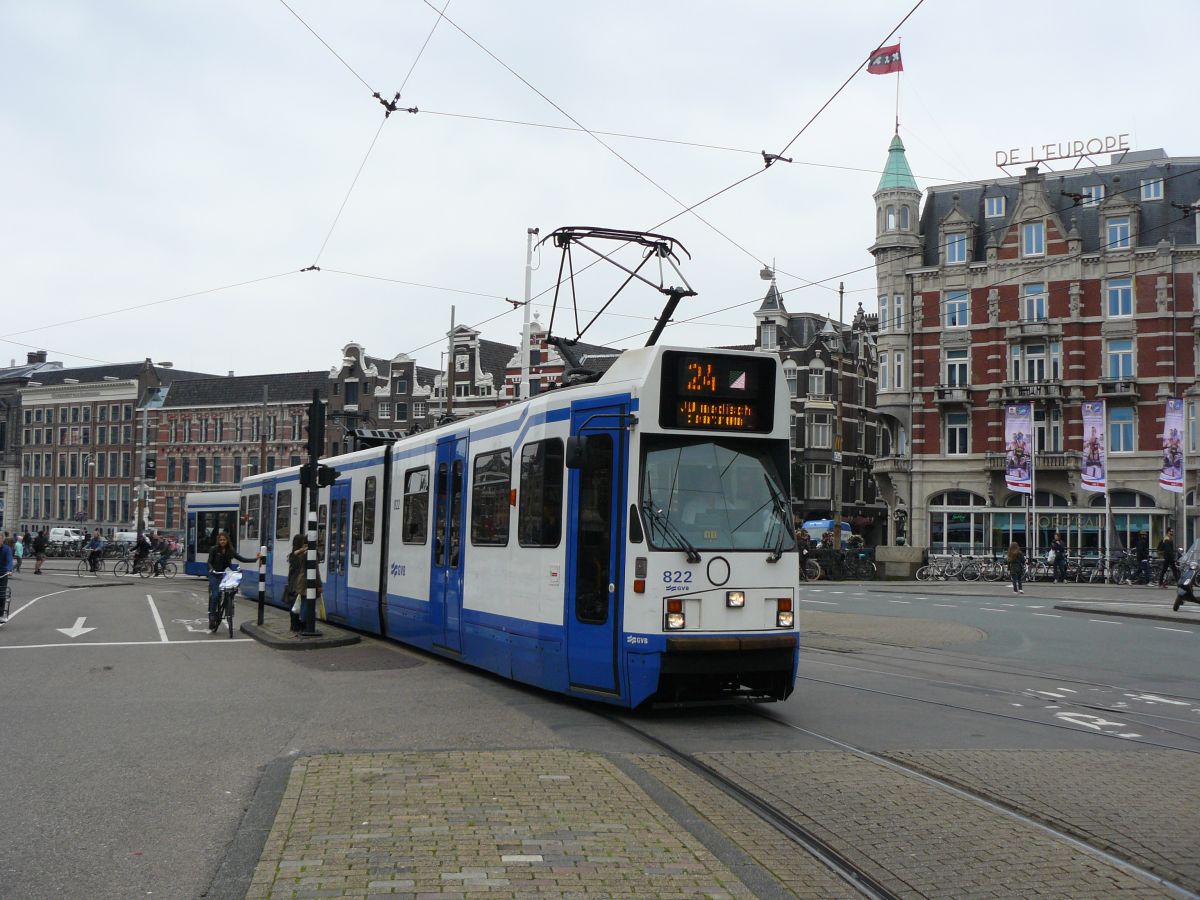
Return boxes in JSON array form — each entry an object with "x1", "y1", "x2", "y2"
[{"x1": 301, "y1": 388, "x2": 324, "y2": 637}]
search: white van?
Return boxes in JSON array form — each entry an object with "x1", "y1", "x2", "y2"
[{"x1": 49, "y1": 527, "x2": 87, "y2": 545}]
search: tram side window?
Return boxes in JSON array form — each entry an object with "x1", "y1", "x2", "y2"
[
  {"x1": 518, "y1": 439, "x2": 564, "y2": 547},
  {"x1": 239, "y1": 497, "x2": 247, "y2": 542},
  {"x1": 262, "y1": 493, "x2": 275, "y2": 546},
  {"x1": 246, "y1": 495, "x2": 260, "y2": 541},
  {"x1": 364, "y1": 476, "x2": 376, "y2": 543},
  {"x1": 317, "y1": 504, "x2": 327, "y2": 564},
  {"x1": 402, "y1": 467, "x2": 429, "y2": 544},
  {"x1": 350, "y1": 501, "x2": 363, "y2": 566},
  {"x1": 470, "y1": 449, "x2": 511, "y2": 546},
  {"x1": 275, "y1": 489, "x2": 292, "y2": 542}
]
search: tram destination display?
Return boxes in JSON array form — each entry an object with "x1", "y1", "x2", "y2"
[{"x1": 658, "y1": 351, "x2": 775, "y2": 432}]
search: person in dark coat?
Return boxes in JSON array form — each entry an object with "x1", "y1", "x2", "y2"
[
  {"x1": 1158, "y1": 527, "x2": 1179, "y2": 588},
  {"x1": 206, "y1": 532, "x2": 259, "y2": 632},
  {"x1": 1050, "y1": 532, "x2": 1067, "y2": 583},
  {"x1": 1136, "y1": 532, "x2": 1151, "y2": 585},
  {"x1": 1007, "y1": 541, "x2": 1026, "y2": 594}
]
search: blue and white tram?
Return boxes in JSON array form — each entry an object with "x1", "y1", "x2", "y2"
[
  {"x1": 237, "y1": 345, "x2": 799, "y2": 707},
  {"x1": 183, "y1": 490, "x2": 240, "y2": 576}
]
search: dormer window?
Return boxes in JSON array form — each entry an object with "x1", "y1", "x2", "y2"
[
  {"x1": 1106, "y1": 216, "x2": 1131, "y2": 250},
  {"x1": 1021, "y1": 221, "x2": 1045, "y2": 257},
  {"x1": 1082, "y1": 184, "x2": 1105, "y2": 206},
  {"x1": 945, "y1": 232, "x2": 968, "y2": 264},
  {"x1": 760, "y1": 321, "x2": 777, "y2": 349},
  {"x1": 984, "y1": 196, "x2": 1006, "y2": 218},
  {"x1": 1141, "y1": 178, "x2": 1164, "y2": 201}
]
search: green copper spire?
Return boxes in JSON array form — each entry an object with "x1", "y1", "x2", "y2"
[{"x1": 876, "y1": 133, "x2": 917, "y2": 192}]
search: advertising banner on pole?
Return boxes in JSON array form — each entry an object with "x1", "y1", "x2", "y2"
[
  {"x1": 1004, "y1": 402, "x2": 1033, "y2": 494},
  {"x1": 1159, "y1": 398, "x2": 1184, "y2": 493},
  {"x1": 1081, "y1": 400, "x2": 1107, "y2": 493}
]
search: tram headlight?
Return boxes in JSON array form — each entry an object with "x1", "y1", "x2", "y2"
[
  {"x1": 776, "y1": 598, "x2": 794, "y2": 628},
  {"x1": 664, "y1": 598, "x2": 685, "y2": 630},
  {"x1": 725, "y1": 590, "x2": 745, "y2": 608}
]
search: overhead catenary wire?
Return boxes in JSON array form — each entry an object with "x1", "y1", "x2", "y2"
[{"x1": 276, "y1": 0, "x2": 375, "y2": 94}]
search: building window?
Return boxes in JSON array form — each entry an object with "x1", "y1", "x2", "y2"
[
  {"x1": 807, "y1": 464, "x2": 831, "y2": 500},
  {"x1": 893, "y1": 294, "x2": 903, "y2": 329},
  {"x1": 946, "y1": 412, "x2": 969, "y2": 454},
  {"x1": 878, "y1": 297, "x2": 888, "y2": 331},
  {"x1": 1141, "y1": 178, "x2": 1163, "y2": 201},
  {"x1": 198, "y1": 458, "x2": 207, "y2": 483},
  {"x1": 413, "y1": 402, "x2": 426, "y2": 419},
  {"x1": 393, "y1": 378, "x2": 408, "y2": 394},
  {"x1": 233, "y1": 457, "x2": 242, "y2": 483},
  {"x1": 760, "y1": 322, "x2": 776, "y2": 349},
  {"x1": 945, "y1": 348, "x2": 969, "y2": 387},
  {"x1": 1110, "y1": 406, "x2": 1135, "y2": 452},
  {"x1": 167, "y1": 458, "x2": 176, "y2": 482},
  {"x1": 344, "y1": 382, "x2": 359, "y2": 406},
  {"x1": 1106, "y1": 216, "x2": 1131, "y2": 250},
  {"x1": 395, "y1": 402, "x2": 408, "y2": 421},
  {"x1": 945, "y1": 290, "x2": 969, "y2": 327},
  {"x1": 455, "y1": 355, "x2": 469, "y2": 373},
  {"x1": 808, "y1": 366, "x2": 826, "y2": 396},
  {"x1": 1022, "y1": 283, "x2": 1047, "y2": 321},
  {"x1": 894, "y1": 351, "x2": 904, "y2": 390},
  {"x1": 454, "y1": 383, "x2": 470, "y2": 398},
  {"x1": 886, "y1": 205, "x2": 896, "y2": 230},
  {"x1": 1021, "y1": 221, "x2": 1045, "y2": 256},
  {"x1": 1106, "y1": 339, "x2": 1134, "y2": 379},
  {"x1": 1082, "y1": 184, "x2": 1105, "y2": 206},
  {"x1": 784, "y1": 364, "x2": 797, "y2": 397},
  {"x1": 1034, "y1": 406, "x2": 1062, "y2": 452},
  {"x1": 985, "y1": 196, "x2": 1006, "y2": 218},
  {"x1": 377, "y1": 402, "x2": 391, "y2": 420},
  {"x1": 945, "y1": 232, "x2": 968, "y2": 264},
  {"x1": 879, "y1": 352, "x2": 889, "y2": 391},
  {"x1": 808, "y1": 413, "x2": 831, "y2": 449},
  {"x1": 1106, "y1": 277, "x2": 1133, "y2": 317}
]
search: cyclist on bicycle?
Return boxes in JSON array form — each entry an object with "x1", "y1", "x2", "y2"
[
  {"x1": 207, "y1": 531, "x2": 259, "y2": 632},
  {"x1": 85, "y1": 529, "x2": 105, "y2": 573},
  {"x1": 133, "y1": 530, "x2": 153, "y2": 573},
  {"x1": 151, "y1": 534, "x2": 173, "y2": 576}
]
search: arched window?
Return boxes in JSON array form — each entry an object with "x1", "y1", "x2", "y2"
[
  {"x1": 807, "y1": 359, "x2": 827, "y2": 396},
  {"x1": 783, "y1": 360, "x2": 798, "y2": 397},
  {"x1": 900, "y1": 206, "x2": 910, "y2": 230},
  {"x1": 929, "y1": 491, "x2": 987, "y2": 507},
  {"x1": 886, "y1": 205, "x2": 897, "y2": 230},
  {"x1": 1089, "y1": 490, "x2": 1157, "y2": 508},
  {"x1": 928, "y1": 491, "x2": 987, "y2": 554},
  {"x1": 1005, "y1": 491, "x2": 1068, "y2": 507}
]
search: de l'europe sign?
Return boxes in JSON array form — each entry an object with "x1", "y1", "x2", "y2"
[{"x1": 995, "y1": 134, "x2": 1130, "y2": 168}]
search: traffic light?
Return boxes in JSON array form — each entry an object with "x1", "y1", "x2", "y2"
[
  {"x1": 299, "y1": 463, "x2": 315, "y2": 488},
  {"x1": 145, "y1": 457, "x2": 157, "y2": 480},
  {"x1": 316, "y1": 464, "x2": 339, "y2": 487}
]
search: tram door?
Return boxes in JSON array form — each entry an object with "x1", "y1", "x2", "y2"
[
  {"x1": 323, "y1": 481, "x2": 351, "y2": 620},
  {"x1": 565, "y1": 400, "x2": 628, "y2": 694},
  {"x1": 430, "y1": 435, "x2": 468, "y2": 653},
  {"x1": 261, "y1": 484, "x2": 276, "y2": 600}
]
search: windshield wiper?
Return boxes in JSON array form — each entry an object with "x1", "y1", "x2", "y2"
[
  {"x1": 762, "y1": 474, "x2": 792, "y2": 563},
  {"x1": 641, "y1": 498, "x2": 701, "y2": 564}
]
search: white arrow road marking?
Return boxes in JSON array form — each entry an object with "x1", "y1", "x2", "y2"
[
  {"x1": 172, "y1": 618, "x2": 211, "y2": 633},
  {"x1": 147, "y1": 595, "x2": 168, "y2": 642},
  {"x1": 56, "y1": 617, "x2": 95, "y2": 639}
]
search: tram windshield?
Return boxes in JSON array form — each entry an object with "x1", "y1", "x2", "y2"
[{"x1": 640, "y1": 437, "x2": 795, "y2": 554}]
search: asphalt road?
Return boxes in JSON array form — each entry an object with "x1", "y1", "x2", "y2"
[{"x1": 2, "y1": 572, "x2": 1197, "y2": 897}]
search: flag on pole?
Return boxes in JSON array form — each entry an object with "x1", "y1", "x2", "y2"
[
  {"x1": 1159, "y1": 398, "x2": 1184, "y2": 493},
  {"x1": 867, "y1": 43, "x2": 903, "y2": 75},
  {"x1": 1080, "y1": 401, "x2": 1107, "y2": 493},
  {"x1": 1004, "y1": 402, "x2": 1033, "y2": 494}
]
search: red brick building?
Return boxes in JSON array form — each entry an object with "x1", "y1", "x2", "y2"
[{"x1": 872, "y1": 138, "x2": 1200, "y2": 558}]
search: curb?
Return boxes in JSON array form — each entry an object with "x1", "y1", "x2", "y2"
[{"x1": 239, "y1": 620, "x2": 361, "y2": 650}]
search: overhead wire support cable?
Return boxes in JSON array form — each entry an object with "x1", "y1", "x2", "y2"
[{"x1": 276, "y1": 0, "x2": 376, "y2": 94}]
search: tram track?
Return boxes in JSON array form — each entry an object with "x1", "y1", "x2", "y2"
[
  {"x1": 751, "y1": 707, "x2": 1199, "y2": 899},
  {"x1": 600, "y1": 710, "x2": 902, "y2": 900}
]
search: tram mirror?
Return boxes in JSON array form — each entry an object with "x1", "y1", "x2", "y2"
[{"x1": 565, "y1": 436, "x2": 588, "y2": 469}]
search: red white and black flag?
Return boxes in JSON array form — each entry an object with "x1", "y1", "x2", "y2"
[{"x1": 867, "y1": 43, "x2": 903, "y2": 75}]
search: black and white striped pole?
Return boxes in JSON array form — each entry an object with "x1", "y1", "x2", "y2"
[
  {"x1": 301, "y1": 388, "x2": 325, "y2": 637},
  {"x1": 257, "y1": 543, "x2": 267, "y2": 625}
]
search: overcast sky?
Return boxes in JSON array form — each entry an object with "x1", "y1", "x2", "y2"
[{"x1": 3, "y1": 1, "x2": 1194, "y2": 377}]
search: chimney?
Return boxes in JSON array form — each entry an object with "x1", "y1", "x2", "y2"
[
  {"x1": 26, "y1": 350, "x2": 47, "y2": 365},
  {"x1": 228, "y1": 370, "x2": 235, "y2": 377}
]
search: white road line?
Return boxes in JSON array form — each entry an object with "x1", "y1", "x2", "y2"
[
  {"x1": 933, "y1": 603, "x2": 957, "y2": 608},
  {"x1": 830, "y1": 591, "x2": 846, "y2": 595},
  {"x1": 1089, "y1": 619, "x2": 1122, "y2": 625},
  {"x1": 1032, "y1": 613, "x2": 1062, "y2": 618},
  {"x1": 799, "y1": 599, "x2": 839, "y2": 605},
  {"x1": 888, "y1": 600, "x2": 911, "y2": 604},
  {"x1": 0, "y1": 639, "x2": 252, "y2": 650},
  {"x1": 1154, "y1": 626, "x2": 1194, "y2": 634},
  {"x1": 915, "y1": 596, "x2": 929, "y2": 600},
  {"x1": 979, "y1": 608, "x2": 1006, "y2": 612},
  {"x1": 6, "y1": 586, "x2": 87, "y2": 621},
  {"x1": 147, "y1": 594, "x2": 169, "y2": 643}
]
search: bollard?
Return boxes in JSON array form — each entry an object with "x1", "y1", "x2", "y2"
[{"x1": 257, "y1": 544, "x2": 267, "y2": 626}]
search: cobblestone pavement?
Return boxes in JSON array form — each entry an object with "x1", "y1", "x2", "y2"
[
  {"x1": 249, "y1": 749, "x2": 757, "y2": 899},
  {"x1": 698, "y1": 751, "x2": 1170, "y2": 899},
  {"x1": 882, "y1": 750, "x2": 1200, "y2": 892}
]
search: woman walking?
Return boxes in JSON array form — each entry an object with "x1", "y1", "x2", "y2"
[{"x1": 1008, "y1": 541, "x2": 1026, "y2": 594}]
